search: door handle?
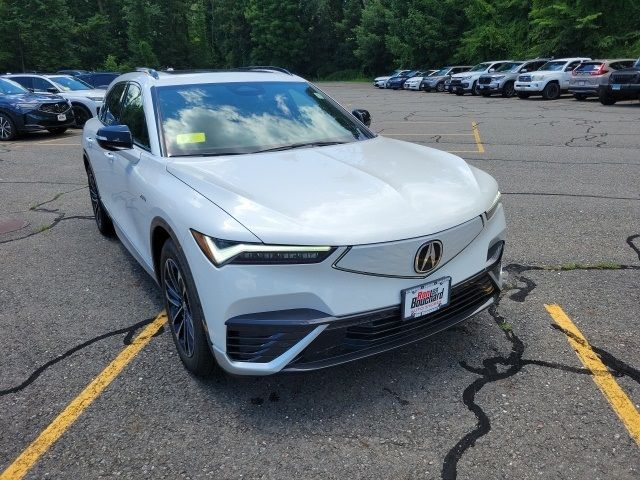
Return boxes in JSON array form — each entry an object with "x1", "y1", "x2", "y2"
[{"x1": 104, "y1": 152, "x2": 114, "y2": 162}]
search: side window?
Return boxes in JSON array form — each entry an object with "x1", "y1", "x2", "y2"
[
  {"x1": 10, "y1": 77, "x2": 32, "y2": 90},
  {"x1": 120, "y1": 83, "x2": 149, "y2": 149},
  {"x1": 101, "y1": 82, "x2": 126, "y2": 126},
  {"x1": 565, "y1": 61, "x2": 580, "y2": 71},
  {"x1": 32, "y1": 77, "x2": 55, "y2": 93}
]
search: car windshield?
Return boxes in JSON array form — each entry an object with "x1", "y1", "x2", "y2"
[
  {"x1": 539, "y1": 61, "x2": 567, "y2": 71},
  {"x1": 48, "y1": 76, "x2": 92, "y2": 91},
  {"x1": 432, "y1": 68, "x2": 450, "y2": 76},
  {"x1": 469, "y1": 63, "x2": 492, "y2": 72},
  {"x1": 157, "y1": 81, "x2": 374, "y2": 157},
  {"x1": 0, "y1": 78, "x2": 28, "y2": 94},
  {"x1": 405, "y1": 70, "x2": 420, "y2": 77},
  {"x1": 495, "y1": 62, "x2": 523, "y2": 72}
]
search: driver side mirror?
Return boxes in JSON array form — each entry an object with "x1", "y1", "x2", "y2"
[
  {"x1": 488, "y1": 68, "x2": 495, "y2": 73},
  {"x1": 46, "y1": 87, "x2": 59, "y2": 94},
  {"x1": 96, "y1": 125, "x2": 133, "y2": 151},
  {"x1": 352, "y1": 109, "x2": 371, "y2": 127}
]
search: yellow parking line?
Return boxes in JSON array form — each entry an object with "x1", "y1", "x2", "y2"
[
  {"x1": 471, "y1": 121, "x2": 485, "y2": 153},
  {"x1": 545, "y1": 304, "x2": 640, "y2": 446},
  {"x1": 0, "y1": 312, "x2": 167, "y2": 480}
]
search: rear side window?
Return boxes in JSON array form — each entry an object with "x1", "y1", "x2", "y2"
[
  {"x1": 9, "y1": 77, "x2": 32, "y2": 90},
  {"x1": 610, "y1": 61, "x2": 634, "y2": 70},
  {"x1": 101, "y1": 82, "x2": 126, "y2": 126},
  {"x1": 119, "y1": 83, "x2": 149, "y2": 149}
]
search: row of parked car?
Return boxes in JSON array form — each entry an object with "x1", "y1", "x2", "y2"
[
  {"x1": 374, "y1": 57, "x2": 640, "y2": 104},
  {"x1": 0, "y1": 70, "x2": 120, "y2": 140}
]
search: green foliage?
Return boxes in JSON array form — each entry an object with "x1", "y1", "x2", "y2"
[{"x1": 0, "y1": 0, "x2": 638, "y2": 76}]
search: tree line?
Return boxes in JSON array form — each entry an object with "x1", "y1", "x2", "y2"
[{"x1": 1, "y1": 0, "x2": 638, "y2": 78}]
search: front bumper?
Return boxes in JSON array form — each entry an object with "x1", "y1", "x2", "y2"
[
  {"x1": 224, "y1": 267, "x2": 500, "y2": 372},
  {"x1": 192, "y1": 207, "x2": 506, "y2": 375},
  {"x1": 514, "y1": 82, "x2": 544, "y2": 92},
  {"x1": 478, "y1": 82, "x2": 503, "y2": 94},
  {"x1": 16, "y1": 108, "x2": 75, "y2": 132}
]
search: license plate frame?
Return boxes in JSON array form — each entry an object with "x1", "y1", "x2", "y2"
[
  {"x1": 612, "y1": 84, "x2": 621, "y2": 91},
  {"x1": 401, "y1": 276, "x2": 451, "y2": 321}
]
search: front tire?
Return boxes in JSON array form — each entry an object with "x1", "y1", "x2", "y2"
[
  {"x1": 471, "y1": 81, "x2": 480, "y2": 96},
  {"x1": 436, "y1": 82, "x2": 445, "y2": 92},
  {"x1": 542, "y1": 82, "x2": 561, "y2": 100},
  {"x1": 502, "y1": 81, "x2": 515, "y2": 98},
  {"x1": 0, "y1": 113, "x2": 17, "y2": 141},
  {"x1": 161, "y1": 238, "x2": 215, "y2": 376},
  {"x1": 599, "y1": 90, "x2": 617, "y2": 105},
  {"x1": 72, "y1": 104, "x2": 92, "y2": 127},
  {"x1": 85, "y1": 162, "x2": 115, "y2": 236}
]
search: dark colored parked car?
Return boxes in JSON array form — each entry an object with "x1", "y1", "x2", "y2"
[
  {"x1": 57, "y1": 69, "x2": 90, "y2": 76},
  {"x1": 0, "y1": 78, "x2": 75, "y2": 140},
  {"x1": 386, "y1": 70, "x2": 420, "y2": 90},
  {"x1": 598, "y1": 58, "x2": 640, "y2": 105},
  {"x1": 76, "y1": 72, "x2": 120, "y2": 89}
]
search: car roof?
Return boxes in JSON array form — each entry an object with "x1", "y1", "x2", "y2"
[{"x1": 111, "y1": 68, "x2": 306, "y2": 89}]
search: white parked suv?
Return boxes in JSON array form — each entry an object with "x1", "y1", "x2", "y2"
[
  {"x1": 3, "y1": 73, "x2": 105, "y2": 126},
  {"x1": 514, "y1": 57, "x2": 591, "y2": 100},
  {"x1": 449, "y1": 61, "x2": 513, "y2": 95},
  {"x1": 83, "y1": 67, "x2": 505, "y2": 376}
]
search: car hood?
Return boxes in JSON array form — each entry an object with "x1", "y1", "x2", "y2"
[
  {"x1": 166, "y1": 137, "x2": 498, "y2": 246},
  {"x1": 0, "y1": 92, "x2": 66, "y2": 104},
  {"x1": 452, "y1": 71, "x2": 484, "y2": 78},
  {"x1": 62, "y1": 88, "x2": 105, "y2": 98},
  {"x1": 374, "y1": 76, "x2": 390, "y2": 81}
]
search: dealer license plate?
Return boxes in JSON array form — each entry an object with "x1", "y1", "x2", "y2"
[
  {"x1": 57, "y1": 114, "x2": 66, "y2": 121},
  {"x1": 578, "y1": 81, "x2": 585, "y2": 86},
  {"x1": 401, "y1": 277, "x2": 451, "y2": 320},
  {"x1": 612, "y1": 84, "x2": 621, "y2": 90}
]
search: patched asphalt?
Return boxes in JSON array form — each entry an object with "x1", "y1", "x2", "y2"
[{"x1": 0, "y1": 83, "x2": 638, "y2": 479}]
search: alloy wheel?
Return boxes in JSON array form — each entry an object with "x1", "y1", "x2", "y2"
[
  {"x1": 0, "y1": 116, "x2": 13, "y2": 140},
  {"x1": 164, "y1": 258, "x2": 196, "y2": 357}
]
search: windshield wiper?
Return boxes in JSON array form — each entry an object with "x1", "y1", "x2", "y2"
[{"x1": 253, "y1": 141, "x2": 347, "y2": 153}]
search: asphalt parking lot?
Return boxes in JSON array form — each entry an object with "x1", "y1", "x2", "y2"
[{"x1": 1, "y1": 83, "x2": 639, "y2": 480}]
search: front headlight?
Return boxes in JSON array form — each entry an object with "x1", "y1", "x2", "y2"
[
  {"x1": 531, "y1": 75, "x2": 545, "y2": 81},
  {"x1": 191, "y1": 230, "x2": 336, "y2": 266},
  {"x1": 16, "y1": 102, "x2": 40, "y2": 110},
  {"x1": 461, "y1": 75, "x2": 472, "y2": 80},
  {"x1": 485, "y1": 192, "x2": 502, "y2": 221},
  {"x1": 87, "y1": 96, "x2": 104, "y2": 102}
]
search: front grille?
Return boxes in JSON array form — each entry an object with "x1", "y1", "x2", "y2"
[
  {"x1": 611, "y1": 73, "x2": 637, "y2": 84},
  {"x1": 450, "y1": 79, "x2": 462, "y2": 86},
  {"x1": 518, "y1": 75, "x2": 531, "y2": 82},
  {"x1": 479, "y1": 77, "x2": 491, "y2": 84},
  {"x1": 39, "y1": 102, "x2": 69, "y2": 114},
  {"x1": 289, "y1": 273, "x2": 497, "y2": 368}
]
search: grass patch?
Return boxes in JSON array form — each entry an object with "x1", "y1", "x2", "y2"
[
  {"x1": 498, "y1": 321, "x2": 513, "y2": 332},
  {"x1": 36, "y1": 224, "x2": 51, "y2": 233}
]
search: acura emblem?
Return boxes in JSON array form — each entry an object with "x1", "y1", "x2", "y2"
[{"x1": 414, "y1": 241, "x2": 443, "y2": 274}]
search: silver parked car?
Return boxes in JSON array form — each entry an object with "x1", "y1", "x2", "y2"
[
  {"x1": 421, "y1": 66, "x2": 472, "y2": 92},
  {"x1": 478, "y1": 59, "x2": 548, "y2": 97},
  {"x1": 568, "y1": 59, "x2": 637, "y2": 100}
]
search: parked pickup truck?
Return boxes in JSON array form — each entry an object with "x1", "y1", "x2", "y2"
[
  {"x1": 514, "y1": 57, "x2": 590, "y2": 100},
  {"x1": 599, "y1": 58, "x2": 640, "y2": 105}
]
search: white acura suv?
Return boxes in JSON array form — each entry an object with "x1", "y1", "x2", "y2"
[{"x1": 83, "y1": 68, "x2": 506, "y2": 376}]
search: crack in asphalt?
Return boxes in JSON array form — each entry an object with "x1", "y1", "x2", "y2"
[
  {"x1": 0, "y1": 187, "x2": 92, "y2": 245},
  {"x1": 0, "y1": 317, "x2": 164, "y2": 396},
  {"x1": 441, "y1": 242, "x2": 640, "y2": 479}
]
